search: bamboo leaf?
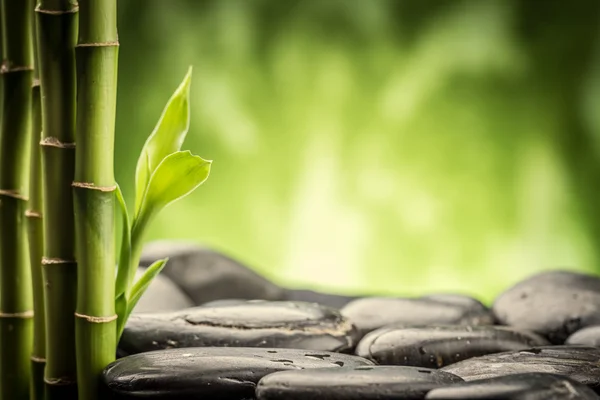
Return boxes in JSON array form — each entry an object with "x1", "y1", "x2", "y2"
[
  {"x1": 134, "y1": 67, "x2": 193, "y2": 216},
  {"x1": 117, "y1": 258, "x2": 168, "y2": 339},
  {"x1": 114, "y1": 184, "x2": 132, "y2": 299},
  {"x1": 135, "y1": 150, "x2": 211, "y2": 230}
]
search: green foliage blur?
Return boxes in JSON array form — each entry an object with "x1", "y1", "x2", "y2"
[{"x1": 116, "y1": 0, "x2": 600, "y2": 303}]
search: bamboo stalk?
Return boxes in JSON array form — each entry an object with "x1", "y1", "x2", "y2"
[
  {"x1": 27, "y1": 15, "x2": 45, "y2": 398},
  {"x1": 0, "y1": 0, "x2": 35, "y2": 399},
  {"x1": 74, "y1": 0, "x2": 119, "y2": 398},
  {"x1": 36, "y1": 0, "x2": 79, "y2": 398}
]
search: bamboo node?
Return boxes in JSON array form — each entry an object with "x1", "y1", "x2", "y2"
[
  {"x1": 25, "y1": 210, "x2": 42, "y2": 218},
  {"x1": 72, "y1": 182, "x2": 117, "y2": 192},
  {"x1": 0, "y1": 62, "x2": 34, "y2": 74},
  {"x1": 44, "y1": 377, "x2": 76, "y2": 386},
  {"x1": 42, "y1": 257, "x2": 76, "y2": 265},
  {"x1": 0, "y1": 189, "x2": 28, "y2": 201},
  {"x1": 32, "y1": 78, "x2": 40, "y2": 88},
  {"x1": 35, "y1": 5, "x2": 79, "y2": 15},
  {"x1": 77, "y1": 41, "x2": 120, "y2": 48},
  {"x1": 0, "y1": 310, "x2": 34, "y2": 318},
  {"x1": 75, "y1": 312, "x2": 117, "y2": 323},
  {"x1": 40, "y1": 136, "x2": 76, "y2": 149},
  {"x1": 31, "y1": 356, "x2": 46, "y2": 363}
]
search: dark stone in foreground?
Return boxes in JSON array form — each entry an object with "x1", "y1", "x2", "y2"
[
  {"x1": 103, "y1": 347, "x2": 374, "y2": 399},
  {"x1": 356, "y1": 325, "x2": 549, "y2": 368},
  {"x1": 140, "y1": 241, "x2": 285, "y2": 304},
  {"x1": 566, "y1": 325, "x2": 600, "y2": 346},
  {"x1": 441, "y1": 346, "x2": 600, "y2": 392},
  {"x1": 256, "y1": 366, "x2": 464, "y2": 400},
  {"x1": 493, "y1": 270, "x2": 600, "y2": 343},
  {"x1": 342, "y1": 296, "x2": 494, "y2": 338},
  {"x1": 120, "y1": 300, "x2": 358, "y2": 355},
  {"x1": 425, "y1": 373, "x2": 599, "y2": 399}
]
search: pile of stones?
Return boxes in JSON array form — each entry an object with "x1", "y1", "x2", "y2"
[{"x1": 102, "y1": 241, "x2": 600, "y2": 399}]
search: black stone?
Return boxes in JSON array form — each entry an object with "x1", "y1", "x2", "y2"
[
  {"x1": 132, "y1": 267, "x2": 194, "y2": 313},
  {"x1": 341, "y1": 296, "x2": 494, "y2": 338},
  {"x1": 566, "y1": 326, "x2": 600, "y2": 346},
  {"x1": 284, "y1": 289, "x2": 361, "y2": 309},
  {"x1": 255, "y1": 365, "x2": 464, "y2": 400},
  {"x1": 119, "y1": 300, "x2": 359, "y2": 356},
  {"x1": 425, "y1": 373, "x2": 599, "y2": 399},
  {"x1": 492, "y1": 270, "x2": 600, "y2": 343},
  {"x1": 441, "y1": 345, "x2": 600, "y2": 392},
  {"x1": 140, "y1": 241, "x2": 285, "y2": 304},
  {"x1": 355, "y1": 325, "x2": 549, "y2": 368},
  {"x1": 103, "y1": 347, "x2": 374, "y2": 399}
]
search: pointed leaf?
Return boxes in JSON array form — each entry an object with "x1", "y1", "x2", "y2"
[
  {"x1": 117, "y1": 258, "x2": 168, "y2": 339},
  {"x1": 114, "y1": 184, "x2": 132, "y2": 299},
  {"x1": 135, "y1": 150, "x2": 211, "y2": 231},
  {"x1": 135, "y1": 67, "x2": 193, "y2": 216}
]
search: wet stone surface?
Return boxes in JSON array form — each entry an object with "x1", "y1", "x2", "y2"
[
  {"x1": 103, "y1": 347, "x2": 374, "y2": 399},
  {"x1": 341, "y1": 296, "x2": 494, "y2": 338},
  {"x1": 492, "y1": 270, "x2": 600, "y2": 343},
  {"x1": 441, "y1": 346, "x2": 600, "y2": 392},
  {"x1": 255, "y1": 365, "x2": 464, "y2": 400},
  {"x1": 355, "y1": 325, "x2": 549, "y2": 368},
  {"x1": 119, "y1": 300, "x2": 359, "y2": 355},
  {"x1": 566, "y1": 326, "x2": 600, "y2": 346},
  {"x1": 425, "y1": 373, "x2": 599, "y2": 399},
  {"x1": 140, "y1": 241, "x2": 285, "y2": 304}
]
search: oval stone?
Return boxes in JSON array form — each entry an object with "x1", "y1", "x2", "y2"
[
  {"x1": 133, "y1": 268, "x2": 194, "y2": 313},
  {"x1": 119, "y1": 300, "x2": 359, "y2": 355},
  {"x1": 566, "y1": 325, "x2": 600, "y2": 346},
  {"x1": 425, "y1": 373, "x2": 599, "y2": 399},
  {"x1": 140, "y1": 241, "x2": 285, "y2": 304},
  {"x1": 256, "y1": 366, "x2": 463, "y2": 400},
  {"x1": 103, "y1": 347, "x2": 374, "y2": 399},
  {"x1": 341, "y1": 297, "x2": 494, "y2": 338},
  {"x1": 441, "y1": 346, "x2": 600, "y2": 392},
  {"x1": 492, "y1": 270, "x2": 600, "y2": 343},
  {"x1": 355, "y1": 325, "x2": 549, "y2": 368}
]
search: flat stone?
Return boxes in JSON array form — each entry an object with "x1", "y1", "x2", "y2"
[
  {"x1": 284, "y1": 289, "x2": 360, "y2": 309},
  {"x1": 566, "y1": 326, "x2": 600, "y2": 346},
  {"x1": 132, "y1": 267, "x2": 194, "y2": 313},
  {"x1": 119, "y1": 300, "x2": 359, "y2": 356},
  {"x1": 140, "y1": 240, "x2": 285, "y2": 304},
  {"x1": 425, "y1": 373, "x2": 599, "y2": 399},
  {"x1": 492, "y1": 270, "x2": 600, "y2": 343},
  {"x1": 355, "y1": 325, "x2": 549, "y2": 368},
  {"x1": 441, "y1": 345, "x2": 600, "y2": 392},
  {"x1": 103, "y1": 347, "x2": 373, "y2": 399},
  {"x1": 255, "y1": 366, "x2": 464, "y2": 400},
  {"x1": 341, "y1": 296, "x2": 494, "y2": 338}
]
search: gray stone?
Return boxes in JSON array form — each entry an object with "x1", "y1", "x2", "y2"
[
  {"x1": 441, "y1": 345, "x2": 600, "y2": 392},
  {"x1": 140, "y1": 240, "x2": 285, "y2": 305},
  {"x1": 132, "y1": 267, "x2": 194, "y2": 313},
  {"x1": 284, "y1": 289, "x2": 360, "y2": 309},
  {"x1": 426, "y1": 373, "x2": 599, "y2": 399},
  {"x1": 492, "y1": 270, "x2": 600, "y2": 343},
  {"x1": 119, "y1": 300, "x2": 359, "y2": 355},
  {"x1": 355, "y1": 325, "x2": 549, "y2": 368},
  {"x1": 566, "y1": 325, "x2": 600, "y2": 346},
  {"x1": 342, "y1": 296, "x2": 494, "y2": 338},
  {"x1": 103, "y1": 347, "x2": 374, "y2": 399},
  {"x1": 256, "y1": 366, "x2": 464, "y2": 400}
]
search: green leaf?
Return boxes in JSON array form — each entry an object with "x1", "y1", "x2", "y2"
[
  {"x1": 117, "y1": 258, "x2": 169, "y2": 339},
  {"x1": 134, "y1": 67, "x2": 193, "y2": 216},
  {"x1": 135, "y1": 150, "x2": 211, "y2": 232},
  {"x1": 114, "y1": 184, "x2": 132, "y2": 299}
]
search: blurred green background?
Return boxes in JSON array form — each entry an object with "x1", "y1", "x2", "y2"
[{"x1": 116, "y1": 0, "x2": 600, "y2": 303}]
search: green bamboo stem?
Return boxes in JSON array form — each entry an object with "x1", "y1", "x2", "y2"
[
  {"x1": 0, "y1": 0, "x2": 34, "y2": 399},
  {"x1": 74, "y1": 0, "x2": 119, "y2": 398},
  {"x1": 27, "y1": 23, "x2": 45, "y2": 398},
  {"x1": 36, "y1": 0, "x2": 79, "y2": 398}
]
